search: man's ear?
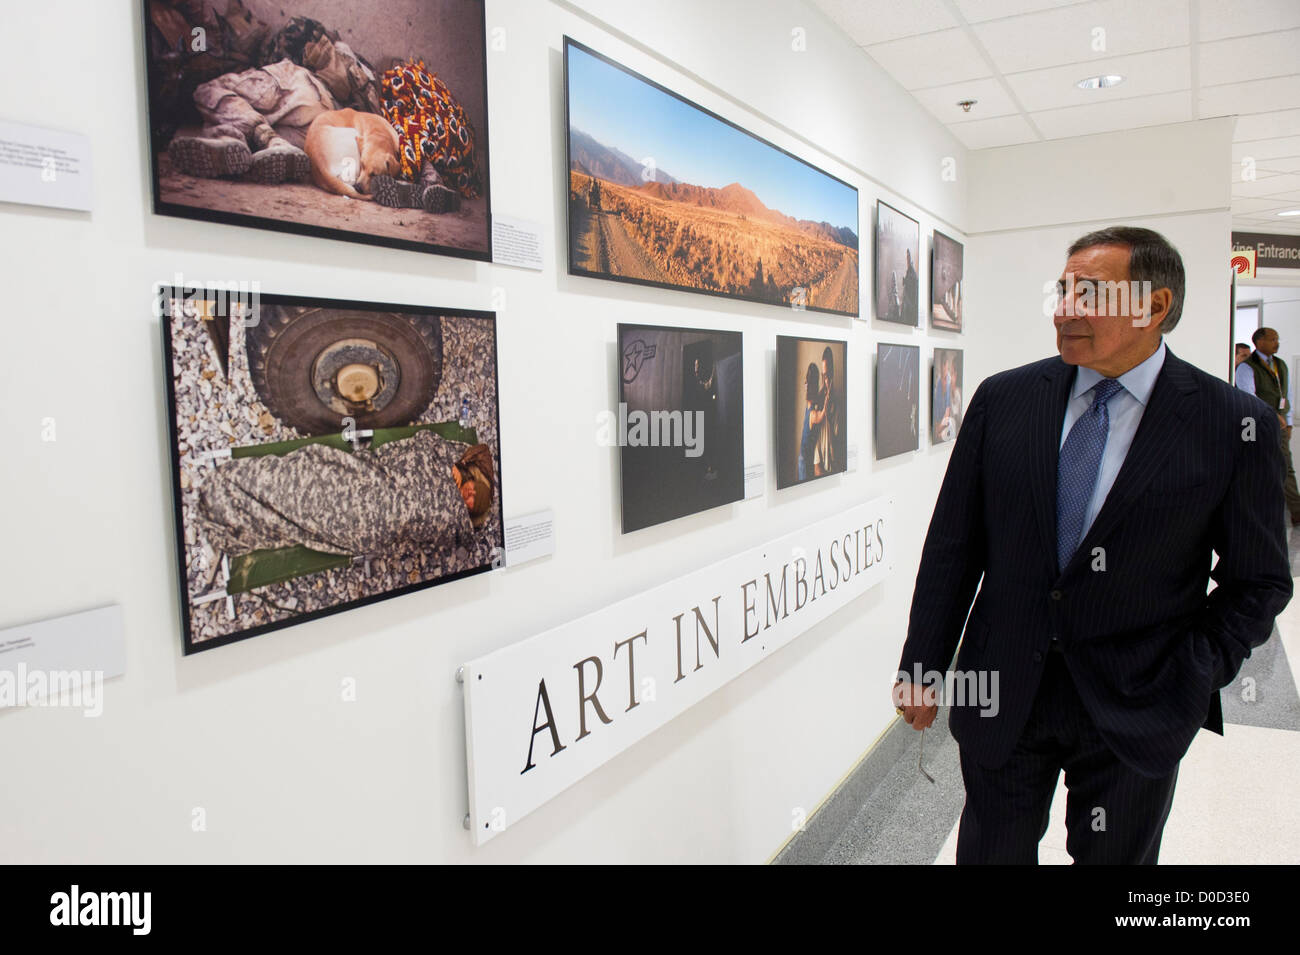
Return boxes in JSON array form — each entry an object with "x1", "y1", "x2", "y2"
[{"x1": 1147, "y1": 287, "x2": 1173, "y2": 329}]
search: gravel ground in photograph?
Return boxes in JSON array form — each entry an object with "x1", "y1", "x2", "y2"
[{"x1": 167, "y1": 300, "x2": 501, "y2": 645}]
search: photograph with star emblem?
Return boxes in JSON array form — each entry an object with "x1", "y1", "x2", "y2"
[
  {"x1": 162, "y1": 285, "x2": 503, "y2": 653},
  {"x1": 775, "y1": 336, "x2": 847, "y2": 489},
  {"x1": 615, "y1": 324, "x2": 744, "y2": 533}
]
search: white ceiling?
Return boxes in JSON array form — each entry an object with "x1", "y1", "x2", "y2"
[{"x1": 811, "y1": 0, "x2": 1300, "y2": 234}]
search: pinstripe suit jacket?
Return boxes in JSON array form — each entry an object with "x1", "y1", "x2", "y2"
[{"x1": 899, "y1": 346, "x2": 1292, "y2": 777}]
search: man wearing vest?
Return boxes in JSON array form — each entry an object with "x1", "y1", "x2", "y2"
[{"x1": 1235, "y1": 326, "x2": 1300, "y2": 524}]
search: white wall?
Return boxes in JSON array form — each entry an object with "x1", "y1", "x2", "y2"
[
  {"x1": 966, "y1": 119, "x2": 1235, "y2": 384},
  {"x1": 0, "y1": 0, "x2": 973, "y2": 863}
]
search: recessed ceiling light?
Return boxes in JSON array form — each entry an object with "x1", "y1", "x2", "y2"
[
  {"x1": 1278, "y1": 210, "x2": 1300, "y2": 217},
  {"x1": 1076, "y1": 74, "x2": 1125, "y2": 90}
]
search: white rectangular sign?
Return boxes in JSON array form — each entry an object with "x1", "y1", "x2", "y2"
[
  {"x1": 0, "y1": 606, "x2": 124, "y2": 715},
  {"x1": 504, "y1": 509, "x2": 555, "y2": 566},
  {"x1": 0, "y1": 121, "x2": 93, "y2": 212},
  {"x1": 462, "y1": 498, "x2": 893, "y2": 844},
  {"x1": 491, "y1": 214, "x2": 544, "y2": 271}
]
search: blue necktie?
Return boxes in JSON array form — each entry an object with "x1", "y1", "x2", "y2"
[{"x1": 1056, "y1": 378, "x2": 1124, "y2": 573}]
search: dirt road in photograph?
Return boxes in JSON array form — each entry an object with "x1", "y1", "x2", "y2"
[
  {"x1": 809, "y1": 254, "x2": 859, "y2": 315},
  {"x1": 572, "y1": 199, "x2": 669, "y2": 284}
]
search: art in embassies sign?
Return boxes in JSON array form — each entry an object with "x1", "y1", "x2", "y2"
[{"x1": 460, "y1": 498, "x2": 893, "y2": 844}]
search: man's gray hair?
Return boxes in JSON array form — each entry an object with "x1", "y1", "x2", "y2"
[{"x1": 1067, "y1": 226, "x2": 1187, "y2": 332}]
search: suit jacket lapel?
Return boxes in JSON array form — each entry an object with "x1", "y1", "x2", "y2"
[
  {"x1": 1031, "y1": 359, "x2": 1076, "y2": 579},
  {"x1": 1065, "y1": 348, "x2": 1198, "y2": 577}
]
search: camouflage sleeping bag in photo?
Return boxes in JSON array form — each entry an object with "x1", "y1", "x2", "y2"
[{"x1": 199, "y1": 430, "x2": 475, "y2": 558}]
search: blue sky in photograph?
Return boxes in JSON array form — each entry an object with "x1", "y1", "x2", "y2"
[{"x1": 568, "y1": 44, "x2": 858, "y2": 234}]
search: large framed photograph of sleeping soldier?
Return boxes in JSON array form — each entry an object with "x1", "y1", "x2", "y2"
[
  {"x1": 161, "y1": 285, "x2": 503, "y2": 653},
  {"x1": 142, "y1": 0, "x2": 491, "y2": 260}
]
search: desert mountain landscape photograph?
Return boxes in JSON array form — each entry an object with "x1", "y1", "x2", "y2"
[{"x1": 566, "y1": 39, "x2": 859, "y2": 317}]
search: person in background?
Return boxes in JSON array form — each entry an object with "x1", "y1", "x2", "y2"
[
  {"x1": 1235, "y1": 343, "x2": 1252, "y2": 368},
  {"x1": 1235, "y1": 327, "x2": 1300, "y2": 525}
]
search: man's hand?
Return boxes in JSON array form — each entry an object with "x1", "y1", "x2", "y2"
[{"x1": 892, "y1": 679, "x2": 938, "y2": 731}]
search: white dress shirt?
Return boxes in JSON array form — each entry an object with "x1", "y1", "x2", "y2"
[{"x1": 1060, "y1": 339, "x2": 1167, "y2": 539}]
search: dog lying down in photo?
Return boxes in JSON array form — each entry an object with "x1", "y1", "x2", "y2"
[
  {"x1": 304, "y1": 108, "x2": 401, "y2": 200},
  {"x1": 198, "y1": 431, "x2": 495, "y2": 560}
]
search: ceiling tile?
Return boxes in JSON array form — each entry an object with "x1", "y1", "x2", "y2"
[
  {"x1": 1030, "y1": 91, "x2": 1193, "y2": 139},
  {"x1": 947, "y1": 113, "x2": 1041, "y2": 148},
  {"x1": 973, "y1": 0, "x2": 1189, "y2": 75},
  {"x1": 1199, "y1": 29, "x2": 1300, "y2": 87},
  {"x1": 864, "y1": 27, "x2": 992, "y2": 89},
  {"x1": 1231, "y1": 196, "x2": 1294, "y2": 214},
  {"x1": 811, "y1": 0, "x2": 958, "y2": 46},
  {"x1": 1203, "y1": 76, "x2": 1300, "y2": 117},
  {"x1": 1234, "y1": 215, "x2": 1300, "y2": 234},
  {"x1": 1257, "y1": 157, "x2": 1300, "y2": 174},
  {"x1": 1231, "y1": 159, "x2": 1300, "y2": 183},
  {"x1": 954, "y1": 0, "x2": 1086, "y2": 23},
  {"x1": 1198, "y1": 0, "x2": 1300, "y2": 42},
  {"x1": 1232, "y1": 172, "x2": 1300, "y2": 198},
  {"x1": 1005, "y1": 47, "x2": 1190, "y2": 112},
  {"x1": 1233, "y1": 136, "x2": 1300, "y2": 162},
  {"x1": 1232, "y1": 109, "x2": 1300, "y2": 142},
  {"x1": 911, "y1": 76, "x2": 1020, "y2": 124}
]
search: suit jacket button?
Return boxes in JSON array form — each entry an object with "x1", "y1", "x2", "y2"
[
  {"x1": 1033, "y1": 650, "x2": 1044, "y2": 663},
  {"x1": 1050, "y1": 590, "x2": 1063, "y2": 600}
]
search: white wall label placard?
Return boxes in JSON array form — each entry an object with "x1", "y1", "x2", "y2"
[
  {"x1": 0, "y1": 121, "x2": 93, "y2": 212},
  {"x1": 0, "y1": 606, "x2": 124, "y2": 716},
  {"x1": 504, "y1": 509, "x2": 555, "y2": 566},
  {"x1": 491, "y1": 214, "x2": 544, "y2": 270},
  {"x1": 743, "y1": 463, "x2": 764, "y2": 499},
  {"x1": 461, "y1": 498, "x2": 893, "y2": 844}
]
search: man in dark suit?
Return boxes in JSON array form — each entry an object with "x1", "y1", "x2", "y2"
[{"x1": 892, "y1": 226, "x2": 1292, "y2": 864}]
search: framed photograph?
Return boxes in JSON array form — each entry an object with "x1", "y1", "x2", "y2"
[
  {"x1": 931, "y1": 230, "x2": 963, "y2": 331},
  {"x1": 876, "y1": 342, "x2": 919, "y2": 459},
  {"x1": 932, "y1": 348, "x2": 964, "y2": 444},
  {"x1": 565, "y1": 38, "x2": 859, "y2": 317},
  {"x1": 161, "y1": 286, "x2": 503, "y2": 653},
  {"x1": 616, "y1": 324, "x2": 745, "y2": 532},
  {"x1": 874, "y1": 201, "x2": 920, "y2": 326},
  {"x1": 142, "y1": 0, "x2": 491, "y2": 260},
  {"x1": 775, "y1": 336, "x2": 848, "y2": 489}
]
